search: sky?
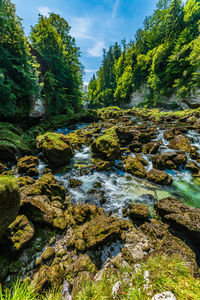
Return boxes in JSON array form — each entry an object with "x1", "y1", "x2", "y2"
[{"x1": 12, "y1": 0, "x2": 161, "y2": 84}]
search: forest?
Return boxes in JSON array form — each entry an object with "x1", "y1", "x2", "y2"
[
  {"x1": 88, "y1": 0, "x2": 200, "y2": 108},
  {"x1": 0, "y1": 0, "x2": 83, "y2": 119}
]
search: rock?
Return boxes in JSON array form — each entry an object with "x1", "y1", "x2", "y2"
[
  {"x1": 36, "y1": 132, "x2": 74, "y2": 167},
  {"x1": 112, "y1": 281, "x2": 121, "y2": 298},
  {"x1": 69, "y1": 179, "x2": 82, "y2": 188},
  {"x1": 128, "y1": 141, "x2": 142, "y2": 153},
  {"x1": 140, "y1": 219, "x2": 199, "y2": 276},
  {"x1": 115, "y1": 126, "x2": 135, "y2": 144},
  {"x1": 17, "y1": 156, "x2": 39, "y2": 177},
  {"x1": 8, "y1": 215, "x2": 35, "y2": 251},
  {"x1": 143, "y1": 141, "x2": 160, "y2": 154},
  {"x1": 20, "y1": 173, "x2": 66, "y2": 203},
  {"x1": 127, "y1": 204, "x2": 150, "y2": 220},
  {"x1": 147, "y1": 169, "x2": 173, "y2": 185},
  {"x1": 70, "y1": 204, "x2": 104, "y2": 225},
  {"x1": 30, "y1": 264, "x2": 63, "y2": 292},
  {"x1": 164, "y1": 127, "x2": 188, "y2": 140},
  {"x1": 152, "y1": 152, "x2": 187, "y2": 170},
  {"x1": 0, "y1": 176, "x2": 20, "y2": 239},
  {"x1": 121, "y1": 229, "x2": 150, "y2": 264},
  {"x1": 17, "y1": 176, "x2": 35, "y2": 188},
  {"x1": 41, "y1": 247, "x2": 55, "y2": 262},
  {"x1": 67, "y1": 215, "x2": 122, "y2": 250},
  {"x1": 0, "y1": 163, "x2": 7, "y2": 174},
  {"x1": 186, "y1": 161, "x2": 199, "y2": 173},
  {"x1": 21, "y1": 195, "x2": 67, "y2": 230},
  {"x1": 125, "y1": 156, "x2": 147, "y2": 178},
  {"x1": 0, "y1": 122, "x2": 30, "y2": 162},
  {"x1": 169, "y1": 134, "x2": 192, "y2": 152},
  {"x1": 155, "y1": 197, "x2": 200, "y2": 245},
  {"x1": 152, "y1": 291, "x2": 176, "y2": 300},
  {"x1": 91, "y1": 127, "x2": 120, "y2": 161}
]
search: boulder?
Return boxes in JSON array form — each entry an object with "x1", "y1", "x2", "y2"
[
  {"x1": 20, "y1": 173, "x2": 66, "y2": 203},
  {"x1": 70, "y1": 204, "x2": 104, "y2": 225},
  {"x1": 91, "y1": 127, "x2": 120, "y2": 161},
  {"x1": 17, "y1": 156, "x2": 39, "y2": 177},
  {"x1": 125, "y1": 156, "x2": 147, "y2": 178},
  {"x1": 128, "y1": 141, "x2": 142, "y2": 153},
  {"x1": 147, "y1": 169, "x2": 173, "y2": 185},
  {"x1": 8, "y1": 215, "x2": 34, "y2": 251},
  {"x1": 36, "y1": 132, "x2": 74, "y2": 167},
  {"x1": 0, "y1": 176, "x2": 20, "y2": 239},
  {"x1": 169, "y1": 135, "x2": 192, "y2": 152},
  {"x1": 155, "y1": 197, "x2": 200, "y2": 244},
  {"x1": 21, "y1": 195, "x2": 67, "y2": 230},
  {"x1": 152, "y1": 152, "x2": 187, "y2": 170},
  {"x1": 127, "y1": 204, "x2": 150, "y2": 220},
  {"x1": 164, "y1": 127, "x2": 188, "y2": 140},
  {"x1": 0, "y1": 122, "x2": 30, "y2": 162},
  {"x1": 69, "y1": 178, "x2": 82, "y2": 188},
  {"x1": 143, "y1": 142, "x2": 160, "y2": 154},
  {"x1": 30, "y1": 264, "x2": 63, "y2": 292},
  {"x1": 67, "y1": 215, "x2": 122, "y2": 251}
]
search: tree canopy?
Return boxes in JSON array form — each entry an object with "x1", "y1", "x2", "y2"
[{"x1": 88, "y1": 0, "x2": 200, "y2": 108}]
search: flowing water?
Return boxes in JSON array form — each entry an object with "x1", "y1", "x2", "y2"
[{"x1": 47, "y1": 120, "x2": 200, "y2": 218}]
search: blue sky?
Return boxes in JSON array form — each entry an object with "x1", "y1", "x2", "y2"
[{"x1": 12, "y1": 0, "x2": 160, "y2": 84}]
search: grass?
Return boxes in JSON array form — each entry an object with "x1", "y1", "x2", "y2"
[
  {"x1": 0, "y1": 281, "x2": 64, "y2": 300},
  {"x1": 75, "y1": 255, "x2": 200, "y2": 300},
  {"x1": 0, "y1": 255, "x2": 200, "y2": 299}
]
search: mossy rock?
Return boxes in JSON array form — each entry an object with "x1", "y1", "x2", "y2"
[
  {"x1": 0, "y1": 176, "x2": 20, "y2": 239},
  {"x1": 125, "y1": 156, "x2": 147, "y2": 178},
  {"x1": 147, "y1": 169, "x2": 173, "y2": 185},
  {"x1": 155, "y1": 196, "x2": 200, "y2": 245},
  {"x1": 91, "y1": 127, "x2": 120, "y2": 161},
  {"x1": 0, "y1": 122, "x2": 30, "y2": 162},
  {"x1": 36, "y1": 132, "x2": 74, "y2": 167},
  {"x1": 169, "y1": 134, "x2": 192, "y2": 152},
  {"x1": 17, "y1": 156, "x2": 39, "y2": 177},
  {"x1": 8, "y1": 215, "x2": 35, "y2": 251}
]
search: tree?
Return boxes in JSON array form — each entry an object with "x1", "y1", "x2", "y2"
[
  {"x1": 30, "y1": 13, "x2": 83, "y2": 115},
  {"x1": 0, "y1": 0, "x2": 39, "y2": 118}
]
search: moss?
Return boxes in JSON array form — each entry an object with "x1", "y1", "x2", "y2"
[{"x1": 91, "y1": 126, "x2": 120, "y2": 160}]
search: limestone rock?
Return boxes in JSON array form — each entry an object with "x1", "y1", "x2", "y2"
[
  {"x1": 155, "y1": 196, "x2": 200, "y2": 244},
  {"x1": 91, "y1": 127, "x2": 120, "y2": 161},
  {"x1": 147, "y1": 169, "x2": 173, "y2": 185},
  {"x1": 17, "y1": 156, "x2": 39, "y2": 177},
  {"x1": 21, "y1": 195, "x2": 67, "y2": 230},
  {"x1": 36, "y1": 132, "x2": 74, "y2": 167},
  {"x1": 127, "y1": 204, "x2": 150, "y2": 220},
  {"x1": 152, "y1": 291, "x2": 176, "y2": 300},
  {"x1": 8, "y1": 215, "x2": 34, "y2": 251},
  {"x1": 125, "y1": 156, "x2": 147, "y2": 178},
  {"x1": 169, "y1": 134, "x2": 191, "y2": 152},
  {"x1": 0, "y1": 176, "x2": 20, "y2": 239}
]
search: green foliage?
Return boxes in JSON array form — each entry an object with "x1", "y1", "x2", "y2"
[
  {"x1": 76, "y1": 255, "x2": 200, "y2": 300},
  {"x1": 30, "y1": 13, "x2": 83, "y2": 115},
  {"x1": 0, "y1": 0, "x2": 40, "y2": 118},
  {"x1": 89, "y1": 0, "x2": 200, "y2": 108},
  {"x1": 0, "y1": 280, "x2": 64, "y2": 300}
]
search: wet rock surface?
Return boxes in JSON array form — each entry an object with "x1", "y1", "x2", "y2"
[{"x1": 1, "y1": 107, "x2": 200, "y2": 296}]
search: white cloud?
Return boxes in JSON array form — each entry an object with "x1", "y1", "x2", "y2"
[
  {"x1": 38, "y1": 7, "x2": 51, "y2": 17},
  {"x1": 84, "y1": 81, "x2": 89, "y2": 86},
  {"x1": 85, "y1": 69, "x2": 97, "y2": 73},
  {"x1": 87, "y1": 41, "x2": 105, "y2": 57},
  {"x1": 112, "y1": 0, "x2": 119, "y2": 19},
  {"x1": 70, "y1": 17, "x2": 93, "y2": 40}
]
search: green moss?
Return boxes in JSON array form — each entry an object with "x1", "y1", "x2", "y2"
[{"x1": 75, "y1": 254, "x2": 200, "y2": 300}]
